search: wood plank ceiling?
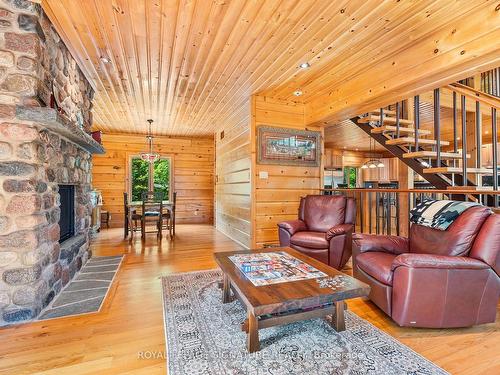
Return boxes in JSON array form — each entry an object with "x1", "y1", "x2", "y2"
[{"x1": 42, "y1": 0, "x2": 500, "y2": 136}]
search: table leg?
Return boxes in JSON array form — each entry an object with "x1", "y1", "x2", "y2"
[
  {"x1": 222, "y1": 275, "x2": 231, "y2": 303},
  {"x1": 332, "y1": 300, "x2": 346, "y2": 332},
  {"x1": 247, "y1": 311, "x2": 260, "y2": 353}
]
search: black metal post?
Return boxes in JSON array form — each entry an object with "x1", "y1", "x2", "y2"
[
  {"x1": 434, "y1": 88, "x2": 441, "y2": 166},
  {"x1": 461, "y1": 95, "x2": 467, "y2": 186},
  {"x1": 368, "y1": 191, "x2": 372, "y2": 233},
  {"x1": 453, "y1": 91, "x2": 458, "y2": 153},
  {"x1": 492, "y1": 108, "x2": 498, "y2": 207},
  {"x1": 395, "y1": 102, "x2": 400, "y2": 138},
  {"x1": 414, "y1": 95, "x2": 420, "y2": 150},
  {"x1": 359, "y1": 191, "x2": 364, "y2": 233},
  {"x1": 476, "y1": 101, "x2": 482, "y2": 170}
]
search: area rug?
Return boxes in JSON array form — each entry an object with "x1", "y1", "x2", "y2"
[
  {"x1": 38, "y1": 255, "x2": 123, "y2": 320},
  {"x1": 161, "y1": 269, "x2": 448, "y2": 375}
]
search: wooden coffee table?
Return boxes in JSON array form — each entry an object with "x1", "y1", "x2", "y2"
[{"x1": 214, "y1": 247, "x2": 370, "y2": 353}]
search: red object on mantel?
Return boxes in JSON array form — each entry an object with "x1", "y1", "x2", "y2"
[{"x1": 92, "y1": 131, "x2": 102, "y2": 144}]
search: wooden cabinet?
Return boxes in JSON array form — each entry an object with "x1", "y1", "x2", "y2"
[{"x1": 324, "y1": 149, "x2": 343, "y2": 169}]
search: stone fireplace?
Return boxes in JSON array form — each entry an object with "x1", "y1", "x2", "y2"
[{"x1": 0, "y1": 0, "x2": 104, "y2": 325}]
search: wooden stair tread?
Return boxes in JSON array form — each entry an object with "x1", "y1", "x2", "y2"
[
  {"x1": 424, "y1": 167, "x2": 493, "y2": 174},
  {"x1": 369, "y1": 109, "x2": 397, "y2": 116},
  {"x1": 370, "y1": 125, "x2": 431, "y2": 135},
  {"x1": 402, "y1": 151, "x2": 470, "y2": 159},
  {"x1": 359, "y1": 115, "x2": 413, "y2": 126},
  {"x1": 386, "y1": 137, "x2": 450, "y2": 146}
]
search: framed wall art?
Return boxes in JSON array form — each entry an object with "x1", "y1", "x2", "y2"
[{"x1": 257, "y1": 126, "x2": 321, "y2": 166}]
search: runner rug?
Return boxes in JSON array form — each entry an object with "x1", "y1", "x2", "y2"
[{"x1": 161, "y1": 269, "x2": 448, "y2": 375}]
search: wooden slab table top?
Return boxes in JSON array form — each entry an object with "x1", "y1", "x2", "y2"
[{"x1": 213, "y1": 247, "x2": 370, "y2": 353}]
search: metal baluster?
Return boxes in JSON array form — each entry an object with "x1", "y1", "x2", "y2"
[
  {"x1": 386, "y1": 192, "x2": 391, "y2": 236},
  {"x1": 359, "y1": 191, "x2": 364, "y2": 233},
  {"x1": 434, "y1": 88, "x2": 441, "y2": 167},
  {"x1": 461, "y1": 95, "x2": 467, "y2": 186},
  {"x1": 395, "y1": 102, "x2": 400, "y2": 138},
  {"x1": 492, "y1": 108, "x2": 498, "y2": 207},
  {"x1": 375, "y1": 192, "x2": 380, "y2": 235},
  {"x1": 476, "y1": 101, "x2": 482, "y2": 171},
  {"x1": 408, "y1": 193, "x2": 412, "y2": 235},
  {"x1": 452, "y1": 91, "x2": 457, "y2": 185},
  {"x1": 395, "y1": 192, "x2": 400, "y2": 236},
  {"x1": 368, "y1": 191, "x2": 372, "y2": 234},
  {"x1": 380, "y1": 108, "x2": 384, "y2": 127},
  {"x1": 414, "y1": 95, "x2": 420, "y2": 151}
]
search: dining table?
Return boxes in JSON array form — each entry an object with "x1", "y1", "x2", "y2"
[{"x1": 126, "y1": 200, "x2": 175, "y2": 239}]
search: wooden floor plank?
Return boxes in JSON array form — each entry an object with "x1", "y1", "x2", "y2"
[{"x1": 0, "y1": 225, "x2": 498, "y2": 374}]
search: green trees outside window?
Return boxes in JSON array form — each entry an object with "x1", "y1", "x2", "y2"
[
  {"x1": 130, "y1": 157, "x2": 170, "y2": 201},
  {"x1": 344, "y1": 166, "x2": 357, "y2": 188}
]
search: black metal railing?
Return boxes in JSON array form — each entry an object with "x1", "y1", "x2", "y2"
[{"x1": 320, "y1": 188, "x2": 500, "y2": 236}]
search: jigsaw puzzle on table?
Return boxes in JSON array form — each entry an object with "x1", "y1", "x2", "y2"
[{"x1": 229, "y1": 251, "x2": 327, "y2": 286}]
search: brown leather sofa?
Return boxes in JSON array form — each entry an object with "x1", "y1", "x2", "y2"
[
  {"x1": 278, "y1": 195, "x2": 355, "y2": 269},
  {"x1": 353, "y1": 205, "x2": 500, "y2": 328}
]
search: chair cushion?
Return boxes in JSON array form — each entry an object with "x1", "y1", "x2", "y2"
[
  {"x1": 303, "y1": 195, "x2": 346, "y2": 232},
  {"x1": 409, "y1": 205, "x2": 491, "y2": 257},
  {"x1": 356, "y1": 252, "x2": 397, "y2": 286},
  {"x1": 290, "y1": 231, "x2": 328, "y2": 249}
]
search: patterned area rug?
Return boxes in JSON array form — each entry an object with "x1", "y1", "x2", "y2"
[
  {"x1": 162, "y1": 269, "x2": 448, "y2": 375},
  {"x1": 38, "y1": 255, "x2": 123, "y2": 320}
]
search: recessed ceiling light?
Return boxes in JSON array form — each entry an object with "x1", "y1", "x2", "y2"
[
  {"x1": 293, "y1": 90, "x2": 303, "y2": 96},
  {"x1": 299, "y1": 62, "x2": 310, "y2": 69},
  {"x1": 485, "y1": 130, "x2": 489, "y2": 134},
  {"x1": 101, "y1": 56, "x2": 111, "y2": 63}
]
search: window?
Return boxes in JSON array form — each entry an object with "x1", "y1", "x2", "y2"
[
  {"x1": 130, "y1": 156, "x2": 171, "y2": 201},
  {"x1": 343, "y1": 166, "x2": 358, "y2": 188}
]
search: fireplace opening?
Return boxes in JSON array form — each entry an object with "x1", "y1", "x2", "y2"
[{"x1": 59, "y1": 185, "x2": 75, "y2": 243}]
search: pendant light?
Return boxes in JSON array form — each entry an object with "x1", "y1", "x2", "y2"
[
  {"x1": 361, "y1": 137, "x2": 385, "y2": 169},
  {"x1": 140, "y1": 119, "x2": 159, "y2": 163}
]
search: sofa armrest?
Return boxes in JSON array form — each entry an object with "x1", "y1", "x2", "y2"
[
  {"x1": 326, "y1": 224, "x2": 353, "y2": 241},
  {"x1": 277, "y1": 219, "x2": 307, "y2": 236},
  {"x1": 352, "y1": 233, "x2": 409, "y2": 255},
  {"x1": 391, "y1": 253, "x2": 490, "y2": 272}
]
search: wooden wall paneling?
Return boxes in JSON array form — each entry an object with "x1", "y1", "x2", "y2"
[
  {"x1": 92, "y1": 133, "x2": 214, "y2": 227},
  {"x1": 252, "y1": 95, "x2": 323, "y2": 247},
  {"x1": 215, "y1": 100, "x2": 252, "y2": 248}
]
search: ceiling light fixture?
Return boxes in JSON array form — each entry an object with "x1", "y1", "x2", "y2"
[
  {"x1": 140, "y1": 119, "x2": 160, "y2": 163},
  {"x1": 293, "y1": 90, "x2": 303, "y2": 96},
  {"x1": 361, "y1": 138, "x2": 385, "y2": 169},
  {"x1": 101, "y1": 56, "x2": 111, "y2": 63},
  {"x1": 299, "y1": 62, "x2": 310, "y2": 69}
]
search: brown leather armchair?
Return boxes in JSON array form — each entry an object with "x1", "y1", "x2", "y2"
[
  {"x1": 353, "y1": 205, "x2": 500, "y2": 328},
  {"x1": 278, "y1": 195, "x2": 356, "y2": 269}
]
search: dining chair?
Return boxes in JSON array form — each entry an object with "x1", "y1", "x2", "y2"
[
  {"x1": 124, "y1": 192, "x2": 142, "y2": 238},
  {"x1": 162, "y1": 191, "x2": 177, "y2": 237},
  {"x1": 141, "y1": 191, "x2": 163, "y2": 239}
]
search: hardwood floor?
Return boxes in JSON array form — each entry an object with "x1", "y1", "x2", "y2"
[{"x1": 0, "y1": 225, "x2": 498, "y2": 374}]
